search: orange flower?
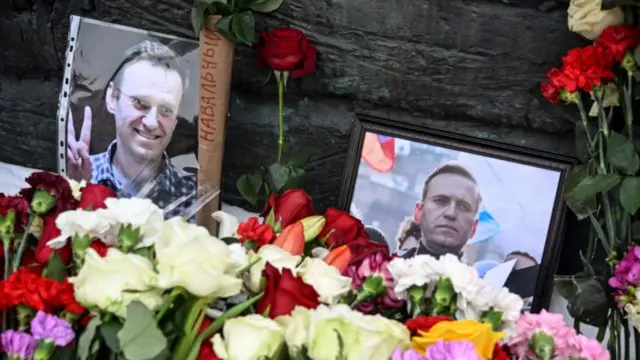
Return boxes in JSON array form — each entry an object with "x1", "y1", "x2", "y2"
[
  {"x1": 411, "y1": 319, "x2": 504, "y2": 359},
  {"x1": 324, "y1": 245, "x2": 352, "y2": 273},
  {"x1": 272, "y1": 222, "x2": 305, "y2": 255}
]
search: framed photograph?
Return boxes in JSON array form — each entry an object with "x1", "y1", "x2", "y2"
[
  {"x1": 56, "y1": 16, "x2": 210, "y2": 223},
  {"x1": 338, "y1": 114, "x2": 575, "y2": 311}
]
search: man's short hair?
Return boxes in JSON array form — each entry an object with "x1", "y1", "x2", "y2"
[
  {"x1": 505, "y1": 250, "x2": 539, "y2": 265},
  {"x1": 420, "y1": 161, "x2": 482, "y2": 214},
  {"x1": 107, "y1": 40, "x2": 189, "y2": 93}
]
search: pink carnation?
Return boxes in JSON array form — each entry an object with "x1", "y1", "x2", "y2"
[
  {"x1": 576, "y1": 335, "x2": 609, "y2": 360},
  {"x1": 507, "y1": 310, "x2": 581, "y2": 359}
]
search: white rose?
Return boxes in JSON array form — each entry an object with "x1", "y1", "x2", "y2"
[
  {"x1": 227, "y1": 243, "x2": 249, "y2": 274},
  {"x1": 296, "y1": 258, "x2": 352, "y2": 304},
  {"x1": 102, "y1": 198, "x2": 164, "y2": 248},
  {"x1": 47, "y1": 209, "x2": 114, "y2": 249},
  {"x1": 211, "y1": 314, "x2": 285, "y2": 360},
  {"x1": 274, "y1": 306, "x2": 311, "y2": 356},
  {"x1": 155, "y1": 217, "x2": 242, "y2": 298},
  {"x1": 246, "y1": 245, "x2": 302, "y2": 293},
  {"x1": 69, "y1": 248, "x2": 162, "y2": 318},
  {"x1": 568, "y1": 0, "x2": 624, "y2": 40},
  {"x1": 305, "y1": 305, "x2": 410, "y2": 360}
]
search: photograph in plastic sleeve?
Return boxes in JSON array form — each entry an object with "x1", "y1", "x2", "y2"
[
  {"x1": 58, "y1": 16, "x2": 204, "y2": 222},
  {"x1": 347, "y1": 132, "x2": 566, "y2": 310}
]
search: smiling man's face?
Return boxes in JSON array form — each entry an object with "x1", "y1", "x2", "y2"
[
  {"x1": 106, "y1": 59, "x2": 183, "y2": 162},
  {"x1": 414, "y1": 172, "x2": 479, "y2": 255}
]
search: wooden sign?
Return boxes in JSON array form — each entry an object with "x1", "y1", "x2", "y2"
[{"x1": 196, "y1": 16, "x2": 235, "y2": 235}]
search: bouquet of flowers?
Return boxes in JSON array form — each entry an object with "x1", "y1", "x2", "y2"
[{"x1": 0, "y1": 172, "x2": 609, "y2": 360}]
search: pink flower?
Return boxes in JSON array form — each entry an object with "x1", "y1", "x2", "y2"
[
  {"x1": 576, "y1": 335, "x2": 610, "y2": 360},
  {"x1": 609, "y1": 246, "x2": 640, "y2": 306},
  {"x1": 346, "y1": 252, "x2": 404, "y2": 313},
  {"x1": 507, "y1": 310, "x2": 581, "y2": 359}
]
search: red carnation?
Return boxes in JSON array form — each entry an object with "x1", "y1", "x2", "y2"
[
  {"x1": 34, "y1": 215, "x2": 72, "y2": 265},
  {"x1": 559, "y1": 45, "x2": 615, "y2": 92},
  {"x1": 540, "y1": 82, "x2": 560, "y2": 104},
  {"x1": 0, "y1": 194, "x2": 29, "y2": 236},
  {"x1": 597, "y1": 25, "x2": 640, "y2": 62},
  {"x1": 19, "y1": 171, "x2": 77, "y2": 216},
  {"x1": 78, "y1": 184, "x2": 116, "y2": 210},
  {"x1": 236, "y1": 217, "x2": 276, "y2": 247}
]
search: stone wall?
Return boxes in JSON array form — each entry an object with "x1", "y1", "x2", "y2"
[{"x1": 0, "y1": 0, "x2": 584, "y2": 207}]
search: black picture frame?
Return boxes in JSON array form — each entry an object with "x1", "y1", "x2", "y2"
[{"x1": 337, "y1": 113, "x2": 576, "y2": 312}]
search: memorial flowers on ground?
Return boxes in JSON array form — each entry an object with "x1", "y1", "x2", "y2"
[{"x1": 0, "y1": 171, "x2": 611, "y2": 359}]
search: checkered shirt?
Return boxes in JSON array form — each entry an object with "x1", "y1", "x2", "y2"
[{"x1": 90, "y1": 141, "x2": 197, "y2": 222}]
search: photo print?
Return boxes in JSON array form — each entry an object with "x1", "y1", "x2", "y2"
[
  {"x1": 339, "y1": 114, "x2": 573, "y2": 311},
  {"x1": 57, "y1": 16, "x2": 203, "y2": 221}
]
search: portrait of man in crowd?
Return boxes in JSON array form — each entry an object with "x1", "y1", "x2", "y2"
[
  {"x1": 60, "y1": 17, "x2": 200, "y2": 221},
  {"x1": 346, "y1": 127, "x2": 565, "y2": 306}
]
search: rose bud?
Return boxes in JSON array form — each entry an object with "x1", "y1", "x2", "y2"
[
  {"x1": 323, "y1": 245, "x2": 352, "y2": 273},
  {"x1": 272, "y1": 222, "x2": 305, "y2": 256},
  {"x1": 299, "y1": 215, "x2": 326, "y2": 241}
]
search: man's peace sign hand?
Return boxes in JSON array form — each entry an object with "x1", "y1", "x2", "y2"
[{"x1": 67, "y1": 106, "x2": 92, "y2": 182}]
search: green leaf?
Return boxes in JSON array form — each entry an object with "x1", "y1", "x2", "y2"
[
  {"x1": 569, "y1": 173, "x2": 621, "y2": 207},
  {"x1": 99, "y1": 321, "x2": 123, "y2": 352},
  {"x1": 43, "y1": 252, "x2": 67, "y2": 282},
  {"x1": 250, "y1": 0, "x2": 284, "y2": 12},
  {"x1": 190, "y1": 0, "x2": 218, "y2": 36},
  {"x1": 237, "y1": 172, "x2": 263, "y2": 205},
  {"x1": 289, "y1": 150, "x2": 312, "y2": 169},
  {"x1": 619, "y1": 176, "x2": 640, "y2": 214},
  {"x1": 117, "y1": 301, "x2": 168, "y2": 360},
  {"x1": 220, "y1": 236, "x2": 240, "y2": 245},
  {"x1": 78, "y1": 317, "x2": 101, "y2": 360},
  {"x1": 563, "y1": 165, "x2": 597, "y2": 220},
  {"x1": 282, "y1": 166, "x2": 305, "y2": 191},
  {"x1": 266, "y1": 163, "x2": 292, "y2": 192},
  {"x1": 215, "y1": 16, "x2": 236, "y2": 43},
  {"x1": 50, "y1": 347, "x2": 75, "y2": 360},
  {"x1": 554, "y1": 275, "x2": 609, "y2": 327},
  {"x1": 207, "y1": 1, "x2": 233, "y2": 16},
  {"x1": 230, "y1": 11, "x2": 256, "y2": 46},
  {"x1": 607, "y1": 131, "x2": 640, "y2": 175}
]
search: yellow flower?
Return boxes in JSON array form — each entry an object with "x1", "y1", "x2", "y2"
[{"x1": 411, "y1": 319, "x2": 504, "y2": 359}]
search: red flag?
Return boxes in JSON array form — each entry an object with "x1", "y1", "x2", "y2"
[{"x1": 361, "y1": 133, "x2": 395, "y2": 172}]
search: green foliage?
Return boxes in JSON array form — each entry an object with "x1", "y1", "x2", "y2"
[
  {"x1": 118, "y1": 301, "x2": 168, "y2": 360},
  {"x1": 236, "y1": 148, "x2": 311, "y2": 206},
  {"x1": 555, "y1": 274, "x2": 610, "y2": 327},
  {"x1": 191, "y1": 0, "x2": 283, "y2": 44}
]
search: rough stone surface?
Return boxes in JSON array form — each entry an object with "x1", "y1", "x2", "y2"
[{"x1": 0, "y1": 0, "x2": 581, "y2": 211}]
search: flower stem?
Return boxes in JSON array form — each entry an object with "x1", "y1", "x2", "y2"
[
  {"x1": 276, "y1": 73, "x2": 285, "y2": 163},
  {"x1": 626, "y1": 72, "x2": 634, "y2": 144},
  {"x1": 156, "y1": 287, "x2": 183, "y2": 322},
  {"x1": 623, "y1": 317, "x2": 630, "y2": 360},
  {"x1": 576, "y1": 99, "x2": 595, "y2": 152},
  {"x1": 184, "y1": 293, "x2": 264, "y2": 360},
  {"x1": 12, "y1": 215, "x2": 34, "y2": 271},
  {"x1": 1, "y1": 241, "x2": 8, "y2": 333}
]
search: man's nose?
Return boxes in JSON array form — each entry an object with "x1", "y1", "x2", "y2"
[
  {"x1": 443, "y1": 203, "x2": 457, "y2": 219},
  {"x1": 141, "y1": 107, "x2": 160, "y2": 128}
]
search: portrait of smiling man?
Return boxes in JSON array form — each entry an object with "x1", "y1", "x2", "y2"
[
  {"x1": 401, "y1": 162, "x2": 482, "y2": 259},
  {"x1": 66, "y1": 39, "x2": 197, "y2": 221}
]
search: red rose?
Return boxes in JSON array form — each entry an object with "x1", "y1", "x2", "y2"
[
  {"x1": 89, "y1": 240, "x2": 110, "y2": 258},
  {"x1": 256, "y1": 263, "x2": 320, "y2": 318},
  {"x1": 257, "y1": 28, "x2": 317, "y2": 78},
  {"x1": 262, "y1": 189, "x2": 314, "y2": 228},
  {"x1": 35, "y1": 215, "x2": 71, "y2": 265},
  {"x1": 559, "y1": 45, "x2": 615, "y2": 92},
  {"x1": 236, "y1": 217, "x2": 276, "y2": 247},
  {"x1": 78, "y1": 184, "x2": 117, "y2": 210},
  {"x1": 19, "y1": 171, "x2": 77, "y2": 216},
  {"x1": 540, "y1": 82, "x2": 560, "y2": 104},
  {"x1": 597, "y1": 25, "x2": 640, "y2": 62},
  {"x1": 317, "y1": 207, "x2": 369, "y2": 248},
  {"x1": 404, "y1": 316, "x2": 452, "y2": 336}
]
